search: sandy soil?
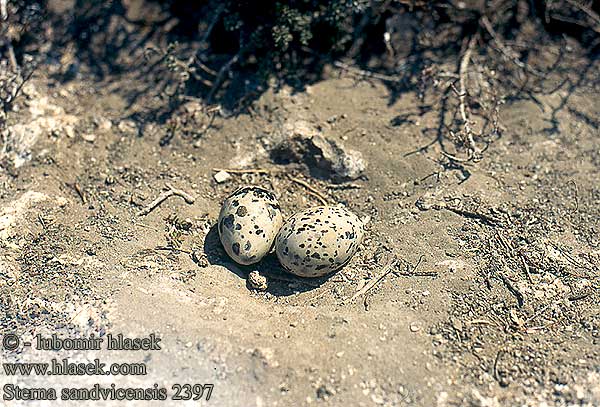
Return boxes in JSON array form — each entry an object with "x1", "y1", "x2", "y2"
[{"x1": 0, "y1": 45, "x2": 599, "y2": 406}]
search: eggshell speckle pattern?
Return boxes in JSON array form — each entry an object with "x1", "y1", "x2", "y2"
[
  {"x1": 275, "y1": 206, "x2": 364, "y2": 277},
  {"x1": 218, "y1": 186, "x2": 283, "y2": 265}
]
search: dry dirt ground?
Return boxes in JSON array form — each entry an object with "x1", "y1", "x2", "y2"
[{"x1": 0, "y1": 46, "x2": 599, "y2": 406}]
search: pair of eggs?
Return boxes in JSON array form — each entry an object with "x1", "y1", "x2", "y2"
[{"x1": 217, "y1": 186, "x2": 364, "y2": 278}]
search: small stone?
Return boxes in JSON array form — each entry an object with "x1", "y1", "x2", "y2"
[
  {"x1": 371, "y1": 393, "x2": 385, "y2": 404},
  {"x1": 191, "y1": 250, "x2": 209, "y2": 268},
  {"x1": 81, "y1": 133, "x2": 96, "y2": 143},
  {"x1": 410, "y1": 322, "x2": 421, "y2": 332},
  {"x1": 96, "y1": 117, "x2": 112, "y2": 131},
  {"x1": 213, "y1": 170, "x2": 232, "y2": 184},
  {"x1": 64, "y1": 125, "x2": 75, "y2": 138},
  {"x1": 248, "y1": 270, "x2": 268, "y2": 291},
  {"x1": 316, "y1": 384, "x2": 335, "y2": 400},
  {"x1": 118, "y1": 119, "x2": 138, "y2": 135}
]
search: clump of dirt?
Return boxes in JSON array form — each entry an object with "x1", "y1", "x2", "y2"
[{"x1": 271, "y1": 120, "x2": 367, "y2": 181}]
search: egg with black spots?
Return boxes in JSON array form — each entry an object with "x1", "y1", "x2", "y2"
[
  {"x1": 218, "y1": 186, "x2": 283, "y2": 265},
  {"x1": 275, "y1": 206, "x2": 364, "y2": 277}
]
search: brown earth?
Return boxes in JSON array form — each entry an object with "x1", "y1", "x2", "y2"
[{"x1": 0, "y1": 42, "x2": 599, "y2": 406}]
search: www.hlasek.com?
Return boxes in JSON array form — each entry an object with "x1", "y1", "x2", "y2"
[
  {"x1": 2, "y1": 333, "x2": 214, "y2": 402},
  {"x1": 4, "y1": 358, "x2": 147, "y2": 376}
]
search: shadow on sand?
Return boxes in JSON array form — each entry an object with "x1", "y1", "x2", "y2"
[{"x1": 201, "y1": 224, "x2": 335, "y2": 297}]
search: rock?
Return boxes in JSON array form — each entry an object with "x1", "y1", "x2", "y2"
[
  {"x1": 310, "y1": 134, "x2": 366, "y2": 180},
  {"x1": 213, "y1": 170, "x2": 232, "y2": 184},
  {"x1": 96, "y1": 117, "x2": 112, "y2": 131},
  {"x1": 117, "y1": 119, "x2": 138, "y2": 135},
  {"x1": 316, "y1": 384, "x2": 336, "y2": 400},
  {"x1": 272, "y1": 120, "x2": 366, "y2": 181},
  {"x1": 247, "y1": 270, "x2": 268, "y2": 291},
  {"x1": 81, "y1": 133, "x2": 96, "y2": 143}
]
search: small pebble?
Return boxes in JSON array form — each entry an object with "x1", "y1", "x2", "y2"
[
  {"x1": 410, "y1": 322, "x2": 421, "y2": 332},
  {"x1": 117, "y1": 119, "x2": 138, "y2": 135},
  {"x1": 214, "y1": 170, "x2": 232, "y2": 184},
  {"x1": 82, "y1": 133, "x2": 96, "y2": 143},
  {"x1": 248, "y1": 270, "x2": 268, "y2": 291}
]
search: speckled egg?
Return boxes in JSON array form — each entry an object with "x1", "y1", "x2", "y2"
[
  {"x1": 275, "y1": 206, "x2": 364, "y2": 277},
  {"x1": 218, "y1": 186, "x2": 283, "y2": 265}
]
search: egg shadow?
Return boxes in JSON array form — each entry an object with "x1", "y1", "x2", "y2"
[
  {"x1": 202, "y1": 223, "x2": 246, "y2": 279},
  {"x1": 202, "y1": 224, "x2": 332, "y2": 296}
]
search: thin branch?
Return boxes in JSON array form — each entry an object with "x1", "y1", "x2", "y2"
[
  {"x1": 155, "y1": 246, "x2": 192, "y2": 254},
  {"x1": 200, "y1": 3, "x2": 225, "y2": 46},
  {"x1": 347, "y1": 256, "x2": 398, "y2": 304},
  {"x1": 207, "y1": 50, "x2": 242, "y2": 103},
  {"x1": 212, "y1": 168, "x2": 271, "y2": 174},
  {"x1": 564, "y1": 0, "x2": 600, "y2": 34},
  {"x1": 480, "y1": 16, "x2": 544, "y2": 76},
  {"x1": 66, "y1": 182, "x2": 87, "y2": 204},
  {"x1": 2, "y1": 68, "x2": 35, "y2": 112},
  {"x1": 333, "y1": 60, "x2": 407, "y2": 83},
  {"x1": 288, "y1": 175, "x2": 329, "y2": 205},
  {"x1": 138, "y1": 183, "x2": 195, "y2": 216},
  {"x1": 393, "y1": 255, "x2": 438, "y2": 277},
  {"x1": 458, "y1": 35, "x2": 481, "y2": 159}
]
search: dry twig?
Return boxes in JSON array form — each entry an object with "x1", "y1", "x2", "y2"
[
  {"x1": 564, "y1": 0, "x2": 600, "y2": 34},
  {"x1": 393, "y1": 255, "x2": 438, "y2": 277},
  {"x1": 212, "y1": 168, "x2": 271, "y2": 174},
  {"x1": 481, "y1": 16, "x2": 543, "y2": 76},
  {"x1": 457, "y1": 35, "x2": 482, "y2": 160},
  {"x1": 347, "y1": 256, "x2": 398, "y2": 304},
  {"x1": 498, "y1": 273, "x2": 525, "y2": 307},
  {"x1": 333, "y1": 60, "x2": 406, "y2": 83},
  {"x1": 493, "y1": 349, "x2": 508, "y2": 386},
  {"x1": 154, "y1": 246, "x2": 192, "y2": 254},
  {"x1": 138, "y1": 183, "x2": 195, "y2": 216},
  {"x1": 207, "y1": 50, "x2": 242, "y2": 102},
  {"x1": 66, "y1": 182, "x2": 87, "y2": 204},
  {"x1": 288, "y1": 175, "x2": 330, "y2": 205}
]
